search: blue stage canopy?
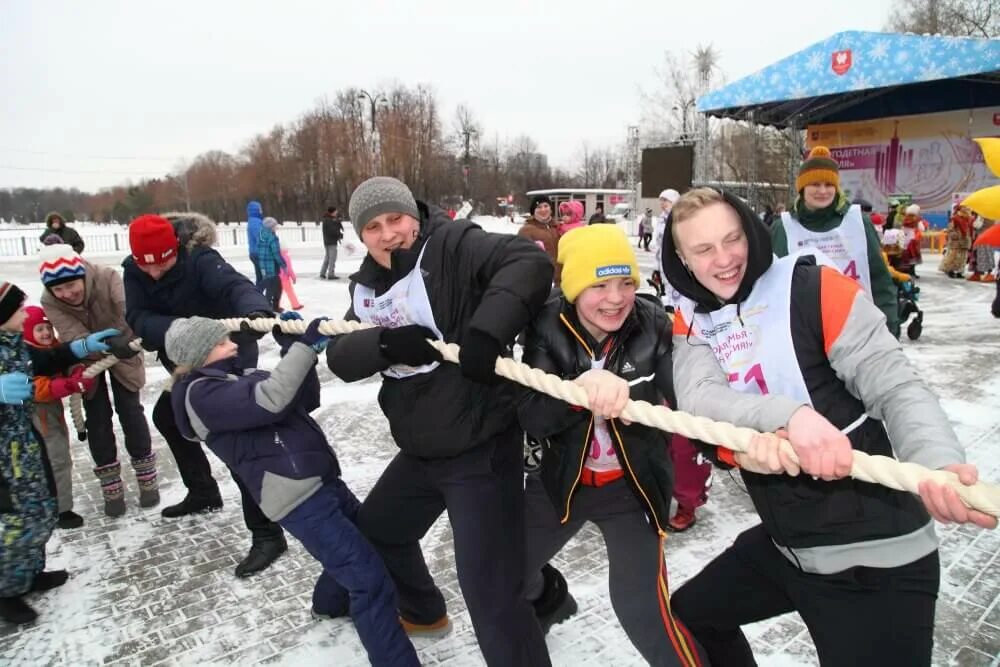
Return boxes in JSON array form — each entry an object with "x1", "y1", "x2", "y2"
[{"x1": 698, "y1": 31, "x2": 1000, "y2": 127}]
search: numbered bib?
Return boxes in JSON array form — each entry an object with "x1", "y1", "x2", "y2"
[{"x1": 781, "y1": 205, "x2": 872, "y2": 298}]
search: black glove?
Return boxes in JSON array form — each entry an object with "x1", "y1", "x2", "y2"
[
  {"x1": 459, "y1": 329, "x2": 502, "y2": 385},
  {"x1": 104, "y1": 334, "x2": 140, "y2": 360},
  {"x1": 378, "y1": 325, "x2": 442, "y2": 366},
  {"x1": 271, "y1": 312, "x2": 303, "y2": 352},
  {"x1": 239, "y1": 310, "x2": 274, "y2": 340}
]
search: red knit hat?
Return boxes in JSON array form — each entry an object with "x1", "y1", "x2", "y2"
[
  {"x1": 129, "y1": 214, "x2": 179, "y2": 266},
  {"x1": 22, "y1": 305, "x2": 53, "y2": 347}
]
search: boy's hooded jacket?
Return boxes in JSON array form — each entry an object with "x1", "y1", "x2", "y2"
[
  {"x1": 661, "y1": 191, "x2": 960, "y2": 573},
  {"x1": 172, "y1": 343, "x2": 340, "y2": 521},
  {"x1": 518, "y1": 294, "x2": 675, "y2": 533},
  {"x1": 123, "y1": 212, "x2": 271, "y2": 372},
  {"x1": 246, "y1": 201, "x2": 263, "y2": 256}
]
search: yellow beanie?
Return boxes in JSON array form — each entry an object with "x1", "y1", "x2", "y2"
[
  {"x1": 796, "y1": 145, "x2": 840, "y2": 192},
  {"x1": 558, "y1": 225, "x2": 640, "y2": 303}
]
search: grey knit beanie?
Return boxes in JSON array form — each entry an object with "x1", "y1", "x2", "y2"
[
  {"x1": 165, "y1": 317, "x2": 230, "y2": 369},
  {"x1": 348, "y1": 176, "x2": 420, "y2": 237},
  {"x1": 263, "y1": 216, "x2": 279, "y2": 230}
]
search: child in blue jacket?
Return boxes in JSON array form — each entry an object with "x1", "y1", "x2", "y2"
[
  {"x1": 166, "y1": 314, "x2": 418, "y2": 667},
  {"x1": 0, "y1": 281, "x2": 119, "y2": 623}
]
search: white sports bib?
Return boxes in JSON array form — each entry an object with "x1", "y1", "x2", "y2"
[
  {"x1": 352, "y1": 245, "x2": 444, "y2": 379},
  {"x1": 781, "y1": 205, "x2": 872, "y2": 298}
]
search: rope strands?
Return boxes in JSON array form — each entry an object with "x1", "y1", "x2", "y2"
[
  {"x1": 73, "y1": 316, "x2": 1000, "y2": 517},
  {"x1": 68, "y1": 339, "x2": 145, "y2": 440}
]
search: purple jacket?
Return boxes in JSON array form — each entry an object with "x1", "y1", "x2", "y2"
[{"x1": 171, "y1": 343, "x2": 340, "y2": 520}]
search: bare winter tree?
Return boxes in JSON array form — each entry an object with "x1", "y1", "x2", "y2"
[
  {"x1": 639, "y1": 44, "x2": 721, "y2": 145},
  {"x1": 887, "y1": 0, "x2": 998, "y2": 38}
]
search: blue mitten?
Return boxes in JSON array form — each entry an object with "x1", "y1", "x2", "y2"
[
  {"x1": 0, "y1": 372, "x2": 32, "y2": 405},
  {"x1": 301, "y1": 318, "x2": 331, "y2": 352},
  {"x1": 69, "y1": 328, "x2": 121, "y2": 358}
]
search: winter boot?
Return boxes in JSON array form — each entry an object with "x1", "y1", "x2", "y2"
[
  {"x1": 667, "y1": 505, "x2": 698, "y2": 532},
  {"x1": 30, "y1": 570, "x2": 68, "y2": 592},
  {"x1": 131, "y1": 452, "x2": 160, "y2": 508},
  {"x1": 400, "y1": 614, "x2": 453, "y2": 638},
  {"x1": 160, "y1": 493, "x2": 223, "y2": 519},
  {"x1": 56, "y1": 511, "x2": 84, "y2": 529},
  {"x1": 234, "y1": 533, "x2": 288, "y2": 578},
  {"x1": 0, "y1": 596, "x2": 38, "y2": 624},
  {"x1": 532, "y1": 563, "x2": 578, "y2": 634},
  {"x1": 94, "y1": 462, "x2": 126, "y2": 517}
]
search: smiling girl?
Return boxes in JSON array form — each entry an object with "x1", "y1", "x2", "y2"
[{"x1": 518, "y1": 224, "x2": 705, "y2": 666}]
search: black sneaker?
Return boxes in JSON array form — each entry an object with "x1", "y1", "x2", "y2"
[
  {"x1": 0, "y1": 597, "x2": 37, "y2": 624},
  {"x1": 56, "y1": 511, "x2": 84, "y2": 529},
  {"x1": 30, "y1": 570, "x2": 68, "y2": 592},
  {"x1": 234, "y1": 535, "x2": 288, "y2": 578},
  {"x1": 532, "y1": 564, "x2": 578, "y2": 634},
  {"x1": 160, "y1": 495, "x2": 223, "y2": 519}
]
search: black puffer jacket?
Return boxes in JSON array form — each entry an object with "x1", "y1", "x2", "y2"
[
  {"x1": 518, "y1": 294, "x2": 675, "y2": 533},
  {"x1": 326, "y1": 202, "x2": 554, "y2": 458}
]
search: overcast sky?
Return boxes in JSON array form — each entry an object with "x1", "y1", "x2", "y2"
[{"x1": 1, "y1": 0, "x2": 896, "y2": 191}]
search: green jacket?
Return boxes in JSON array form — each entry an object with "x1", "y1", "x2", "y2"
[{"x1": 771, "y1": 197, "x2": 900, "y2": 337}]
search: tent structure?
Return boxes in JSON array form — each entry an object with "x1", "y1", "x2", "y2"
[
  {"x1": 693, "y1": 31, "x2": 1000, "y2": 212},
  {"x1": 698, "y1": 31, "x2": 1000, "y2": 128}
]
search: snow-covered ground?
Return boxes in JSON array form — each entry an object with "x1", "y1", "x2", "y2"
[{"x1": 0, "y1": 218, "x2": 998, "y2": 665}]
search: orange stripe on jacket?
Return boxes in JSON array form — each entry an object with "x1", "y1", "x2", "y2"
[
  {"x1": 32, "y1": 376, "x2": 57, "y2": 403},
  {"x1": 672, "y1": 309, "x2": 690, "y2": 336},
  {"x1": 819, "y1": 266, "x2": 863, "y2": 357}
]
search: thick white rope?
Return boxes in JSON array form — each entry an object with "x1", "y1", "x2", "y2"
[
  {"x1": 67, "y1": 339, "x2": 145, "y2": 440},
  {"x1": 76, "y1": 316, "x2": 1000, "y2": 516}
]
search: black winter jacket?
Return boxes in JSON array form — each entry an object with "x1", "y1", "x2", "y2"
[
  {"x1": 123, "y1": 217, "x2": 271, "y2": 372},
  {"x1": 39, "y1": 225, "x2": 85, "y2": 254},
  {"x1": 321, "y1": 214, "x2": 344, "y2": 245},
  {"x1": 518, "y1": 295, "x2": 675, "y2": 533},
  {"x1": 326, "y1": 202, "x2": 554, "y2": 458}
]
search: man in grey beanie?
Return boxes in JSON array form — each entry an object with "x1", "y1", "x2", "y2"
[
  {"x1": 328, "y1": 175, "x2": 554, "y2": 665},
  {"x1": 348, "y1": 176, "x2": 421, "y2": 240}
]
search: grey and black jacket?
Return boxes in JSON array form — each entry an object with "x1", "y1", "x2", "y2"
[{"x1": 663, "y1": 191, "x2": 960, "y2": 574}]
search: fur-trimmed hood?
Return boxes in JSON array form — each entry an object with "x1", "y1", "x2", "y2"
[{"x1": 161, "y1": 211, "x2": 217, "y2": 251}]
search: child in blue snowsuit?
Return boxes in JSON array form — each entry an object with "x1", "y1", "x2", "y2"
[
  {"x1": 0, "y1": 281, "x2": 120, "y2": 623},
  {"x1": 166, "y1": 314, "x2": 418, "y2": 667}
]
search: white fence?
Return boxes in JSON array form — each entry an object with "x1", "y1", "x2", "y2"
[{"x1": 0, "y1": 223, "x2": 330, "y2": 258}]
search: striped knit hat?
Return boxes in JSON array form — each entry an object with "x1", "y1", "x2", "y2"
[
  {"x1": 796, "y1": 146, "x2": 840, "y2": 192},
  {"x1": 39, "y1": 244, "x2": 86, "y2": 287},
  {"x1": 0, "y1": 282, "x2": 26, "y2": 326}
]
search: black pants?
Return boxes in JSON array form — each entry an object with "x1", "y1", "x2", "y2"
[
  {"x1": 356, "y1": 430, "x2": 550, "y2": 667},
  {"x1": 261, "y1": 275, "x2": 282, "y2": 311},
  {"x1": 152, "y1": 391, "x2": 282, "y2": 541},
  {"x1": 83, "y1": 372, "x2": 152, "y2": 466},
  {"x1": 249, "y1": 254, "x2": 262, "y2": 288},
  {"x1": 671, "y1": 524, "x2": 939, "y2": 666},
  {"x1": 642, "y1": 233, "x2": 652, "y2": 251},
  {"x1": 523, "y1": 475, "x2": 704, "y2": 666}
]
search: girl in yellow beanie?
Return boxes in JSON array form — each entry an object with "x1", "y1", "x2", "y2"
[
  {"x1": 518, "y1": 224, "x2": 706, "y2": 666},
  {"x1": 770, "y1": 145, "x2": 901, "y2": 337}
]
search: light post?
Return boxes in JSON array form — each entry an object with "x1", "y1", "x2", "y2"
[
  {"x1": 358, "y1": 89, "x2": 388, "y2": 172},
  {"x1": 672, "y1": 97, "x2": 696, "y2": 139}
]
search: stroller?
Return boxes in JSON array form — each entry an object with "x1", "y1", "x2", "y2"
[{"x1": 884, "y1": 230, "x2": 923, "y2": 340}]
